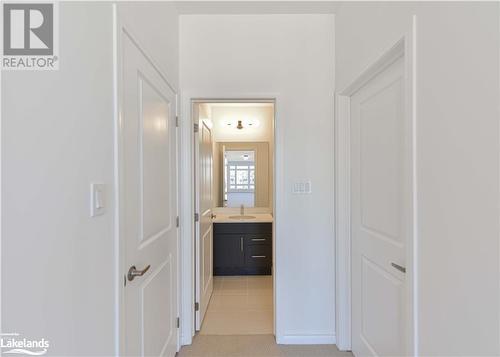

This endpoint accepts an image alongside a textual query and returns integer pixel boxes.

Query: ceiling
[175,1,340,15]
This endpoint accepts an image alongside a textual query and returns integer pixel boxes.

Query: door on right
[351,56,410,356]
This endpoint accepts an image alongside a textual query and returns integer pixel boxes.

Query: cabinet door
[214,234,244,275]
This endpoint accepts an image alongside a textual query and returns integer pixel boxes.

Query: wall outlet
[293,180,312,194]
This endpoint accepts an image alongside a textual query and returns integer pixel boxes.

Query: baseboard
[276,334,336,345]
[180,332,192,347]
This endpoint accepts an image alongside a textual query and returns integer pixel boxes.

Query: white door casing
[195,118,214,329]
[351,56,410,356]
[120,28,179,357]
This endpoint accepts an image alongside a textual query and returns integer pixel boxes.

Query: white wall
[336,2,500,355]
[2,3,115,355]
[210,105,274,142]
[1,2,179,355]
[117,2,179,89]
[180,14,335,343]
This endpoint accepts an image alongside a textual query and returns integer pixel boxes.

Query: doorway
[192,100,276,336]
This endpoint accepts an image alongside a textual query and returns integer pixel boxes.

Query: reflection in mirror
[224,150,255,207]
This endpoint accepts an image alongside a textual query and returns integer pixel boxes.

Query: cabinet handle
[240,237,243,252]
[252,238,266,242]
[252,255,266,258]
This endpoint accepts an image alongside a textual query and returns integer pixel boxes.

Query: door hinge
[193,123,199,133]
[176,317,180,328]
[194,213,199,222]
[176,216,180,228]
[175,116,179,127]
[195,302,199,311]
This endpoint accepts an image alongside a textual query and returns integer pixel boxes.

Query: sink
[228,215,256,220]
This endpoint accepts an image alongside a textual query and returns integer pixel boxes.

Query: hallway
[3,2,500,356]
[180,276,354,356]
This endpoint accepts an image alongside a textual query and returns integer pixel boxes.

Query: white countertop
[212,213,273,223]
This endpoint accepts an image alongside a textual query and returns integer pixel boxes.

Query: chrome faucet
[240,204,244,216]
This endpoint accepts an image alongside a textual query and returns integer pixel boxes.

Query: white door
[195,118,214,329]
[121,31,178,357]
[351,57,410,356]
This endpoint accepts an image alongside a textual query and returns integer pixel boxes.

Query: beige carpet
[178,335,353,357]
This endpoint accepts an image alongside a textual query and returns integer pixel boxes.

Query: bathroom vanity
[213,214,273,276]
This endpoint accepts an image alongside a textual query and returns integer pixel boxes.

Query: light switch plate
[90,183,106,217]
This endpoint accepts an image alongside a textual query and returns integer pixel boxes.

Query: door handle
[391,262,406,273]
[127,264,151,281]
[240,237,243,252]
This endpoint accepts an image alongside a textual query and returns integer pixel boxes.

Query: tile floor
[200,275,273,335]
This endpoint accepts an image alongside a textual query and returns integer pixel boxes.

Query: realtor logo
[2,2,58,70]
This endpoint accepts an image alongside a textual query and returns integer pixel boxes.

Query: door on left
[121,29,178,357]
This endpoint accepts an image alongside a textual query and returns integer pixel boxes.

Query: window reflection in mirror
[224,150,255,207]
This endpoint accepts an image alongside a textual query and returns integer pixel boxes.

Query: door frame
[334,22,418,354]
[179,94,281,345]
[113,6,181,355]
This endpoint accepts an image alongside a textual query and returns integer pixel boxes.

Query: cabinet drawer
[245,235,271,246]
[245,245,272,267]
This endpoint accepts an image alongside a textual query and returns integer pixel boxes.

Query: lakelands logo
[2,2,59,70]
[1,333,50,355]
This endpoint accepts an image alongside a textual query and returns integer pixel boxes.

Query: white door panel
[122,30,178,357]
[352,57,409,357]
[195,119,214,329]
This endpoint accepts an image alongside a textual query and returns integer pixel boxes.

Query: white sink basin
[228,215,256,220]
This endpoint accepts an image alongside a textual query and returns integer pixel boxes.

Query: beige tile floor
[200,276,273,335]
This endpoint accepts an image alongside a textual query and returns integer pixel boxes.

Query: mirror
[224,150,256,207]
[213,141,271,208]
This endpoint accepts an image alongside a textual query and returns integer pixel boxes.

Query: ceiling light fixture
[220,117,260,130]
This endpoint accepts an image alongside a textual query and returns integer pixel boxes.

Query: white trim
[334,28,417,354]
[277,334,336,345]
[334,94,351,351]
[180,93,282,345]
[111,4,120,356]
[113,6,125,355]
[193,105,200,330]
[409,15,419,356]
[179,93,194,345]
[498,7,500,356]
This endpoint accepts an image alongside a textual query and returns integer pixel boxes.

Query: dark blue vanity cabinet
[213,223,272,275]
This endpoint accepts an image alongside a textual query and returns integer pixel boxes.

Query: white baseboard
[180,333,193,346]
[276,334,336,345]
